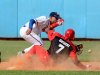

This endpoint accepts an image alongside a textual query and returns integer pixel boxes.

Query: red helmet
[65,29,75,40]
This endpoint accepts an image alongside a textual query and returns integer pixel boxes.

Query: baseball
[88,49,92,53]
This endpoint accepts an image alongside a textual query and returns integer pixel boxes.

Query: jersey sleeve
[69,47,76,61]
[47,30,56,41]
[69,50,76,59]
[29,19,35,30]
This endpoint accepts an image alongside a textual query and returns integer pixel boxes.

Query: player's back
[48,36,74,59]
[36,16,50,32]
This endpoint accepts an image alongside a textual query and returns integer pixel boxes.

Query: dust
[0,55,100,71]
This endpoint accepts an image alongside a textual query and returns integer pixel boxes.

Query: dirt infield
[0,56,100,71]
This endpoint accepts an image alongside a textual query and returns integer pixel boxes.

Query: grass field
[0,71,100,75]
[0,40,100,74]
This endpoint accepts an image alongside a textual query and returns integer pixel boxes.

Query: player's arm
[50,19,64,29]
[69,51,87,69]
[42,25,64,41]
[26,19,35,35]
[47,30,56,41]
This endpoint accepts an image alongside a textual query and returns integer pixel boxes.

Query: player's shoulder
[58,35,75,47]
[55,32,66,40]
[66,40,76,49]
[36,16,48,22]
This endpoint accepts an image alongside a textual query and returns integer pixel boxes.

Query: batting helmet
[65,29,75,40]
[49,12,61,20]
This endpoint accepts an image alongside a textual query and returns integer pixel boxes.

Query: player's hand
[76,44,83,55]
[56,19,64,25]
[26,28,32,35]
[50,19,64,29]
[86,64,92,70]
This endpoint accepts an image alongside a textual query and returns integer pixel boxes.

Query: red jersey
[47,30,76,60]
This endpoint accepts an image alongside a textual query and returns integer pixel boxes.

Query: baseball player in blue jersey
[18,12,64,55]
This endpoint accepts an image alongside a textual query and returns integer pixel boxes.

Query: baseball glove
[75,44,83,55]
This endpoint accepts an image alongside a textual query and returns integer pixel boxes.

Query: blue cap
[49,12,61,20]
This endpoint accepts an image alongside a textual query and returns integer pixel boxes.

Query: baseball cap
[49,12,61,20]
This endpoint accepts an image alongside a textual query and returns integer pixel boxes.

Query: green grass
[0,71,100,75]
[0,40,30,61]
[73,41,100,61]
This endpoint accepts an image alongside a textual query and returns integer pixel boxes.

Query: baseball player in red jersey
[46,28,88,69]
[26,27,90,70]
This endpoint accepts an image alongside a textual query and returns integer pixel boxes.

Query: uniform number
[56,44,64,54]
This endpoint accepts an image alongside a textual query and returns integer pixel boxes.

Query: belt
[23,25,26,27]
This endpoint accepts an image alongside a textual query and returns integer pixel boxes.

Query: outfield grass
[73,41,100,61]
[0,71,100,75]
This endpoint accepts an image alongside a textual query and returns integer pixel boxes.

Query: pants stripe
[29,34,43,46]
